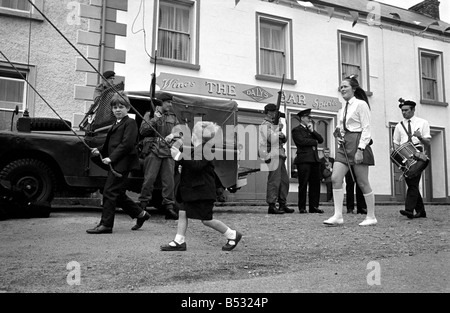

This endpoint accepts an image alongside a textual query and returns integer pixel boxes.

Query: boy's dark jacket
[99,115,140,173]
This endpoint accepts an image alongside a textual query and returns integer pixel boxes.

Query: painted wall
[0,0,89,125]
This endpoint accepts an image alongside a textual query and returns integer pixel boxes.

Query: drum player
[393,99,431,219]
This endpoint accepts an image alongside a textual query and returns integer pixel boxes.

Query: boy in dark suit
[87,92,150,234]
[292,109,324,214]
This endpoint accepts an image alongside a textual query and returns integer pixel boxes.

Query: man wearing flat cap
[258,103,292,215]
[138,92,179,220]
[393,98,431,219]
[292,108,324,214]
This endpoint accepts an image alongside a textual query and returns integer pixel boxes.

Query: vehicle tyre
[0,159,56,204]
[29,117,72,131]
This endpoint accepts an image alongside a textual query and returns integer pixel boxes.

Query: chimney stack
[409,0,440,20]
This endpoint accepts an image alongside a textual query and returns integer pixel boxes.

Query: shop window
[289,112,331,179]
[338,31,370,93]
[154,0,200,70]
[419,49,446,105]
[256,13,293,81]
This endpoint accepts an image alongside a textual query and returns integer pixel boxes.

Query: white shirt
[393,116,431,146]
[337,96,371,149]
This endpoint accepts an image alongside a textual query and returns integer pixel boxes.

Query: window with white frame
[257,14,292,79]
[338,31,370,92]
[419,49,445,104]
[156,0,198,67]
[0,68,27,111]
[0,0,30,11]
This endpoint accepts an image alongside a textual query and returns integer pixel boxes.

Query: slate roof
[308,0,450,35]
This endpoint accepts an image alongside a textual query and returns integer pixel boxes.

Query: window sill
[420,99,448,107]
[151,58,200,71]
[255,74,297,85]
[0,8,43,21]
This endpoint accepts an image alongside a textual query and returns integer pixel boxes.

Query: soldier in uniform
[258,103,292,215]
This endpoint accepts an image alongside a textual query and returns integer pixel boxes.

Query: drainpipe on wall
[98,0,107,84]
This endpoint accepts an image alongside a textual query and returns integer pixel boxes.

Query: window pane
[341,39,361,79]
[260,21,285,76]
[0,76,25,110]
[158,2,191,62]
[1,0,30,11]
[421,54,438,101]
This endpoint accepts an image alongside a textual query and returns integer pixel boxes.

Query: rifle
[273,74,285,126]
[149,51,157,114]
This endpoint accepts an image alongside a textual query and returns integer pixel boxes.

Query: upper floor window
[256,14,293,81]
[0,0,30,12]
[338,31,370,93]
[419,49,446,105]
[154,0,199,70]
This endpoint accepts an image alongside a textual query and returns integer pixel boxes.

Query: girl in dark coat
[160,121,242,251]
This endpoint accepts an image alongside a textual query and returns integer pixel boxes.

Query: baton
[334,128,355,182]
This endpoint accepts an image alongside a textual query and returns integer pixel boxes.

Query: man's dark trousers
[404,174,425,214]
[296,162,321,211]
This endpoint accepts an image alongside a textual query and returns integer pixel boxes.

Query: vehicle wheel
[29,117,72,131]
[0,159,56,203]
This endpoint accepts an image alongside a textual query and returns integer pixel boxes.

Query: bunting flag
[235,0,240,6]
[326,7,334,22]
[418,21,439,35]
[444,26,450,33]
[349,11,359,27]
[389,13,401,20]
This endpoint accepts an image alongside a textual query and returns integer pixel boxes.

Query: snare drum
[390,142,429,178]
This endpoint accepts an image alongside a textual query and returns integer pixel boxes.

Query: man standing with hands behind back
[292,109,324,214]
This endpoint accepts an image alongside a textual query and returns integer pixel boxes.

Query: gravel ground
[0,204,449,294]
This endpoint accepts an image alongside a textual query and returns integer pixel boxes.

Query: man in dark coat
[292,109,324,213]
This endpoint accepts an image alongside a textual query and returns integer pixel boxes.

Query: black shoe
[309,207,324,214]
[139,201,148,210]
[414,211,427,218]
[165,205,179,220]
[268,204,284,214]
[299,209,307,214]
[222,231,242,251]
[279,205,294,213]
[357,208,367,214]
[160,241,187,251]
[400,210,414,219]
[347,208,354,214]
[131,211,150,230]
[86,225,112,234]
